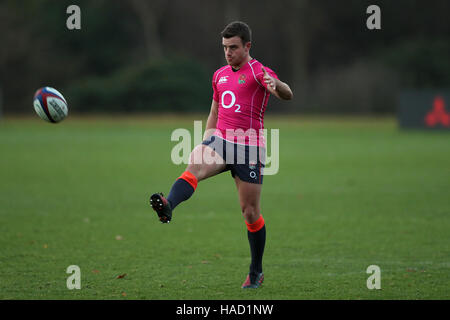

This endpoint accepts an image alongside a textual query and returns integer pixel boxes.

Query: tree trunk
[130,0,165,59]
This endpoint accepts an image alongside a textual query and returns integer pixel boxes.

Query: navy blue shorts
[201,135,265,184]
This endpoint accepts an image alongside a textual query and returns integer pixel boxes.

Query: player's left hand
[262,67,276,91]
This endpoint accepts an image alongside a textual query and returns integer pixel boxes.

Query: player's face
[222,36,251,67]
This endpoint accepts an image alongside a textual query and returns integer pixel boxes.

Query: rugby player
[150,21,293,289]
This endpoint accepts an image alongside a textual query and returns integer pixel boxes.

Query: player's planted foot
[241,272,264,289]
[149,193,172,223]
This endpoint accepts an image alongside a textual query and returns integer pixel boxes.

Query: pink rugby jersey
[212,59,278,147]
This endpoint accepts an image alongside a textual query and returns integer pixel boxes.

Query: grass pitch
[0,115,449,299]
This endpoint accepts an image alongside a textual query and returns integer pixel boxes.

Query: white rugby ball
[33,87,68,123]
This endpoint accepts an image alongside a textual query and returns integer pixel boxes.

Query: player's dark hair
[221,21,252,45]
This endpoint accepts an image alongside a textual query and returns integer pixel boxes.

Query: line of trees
[0,0,449,114]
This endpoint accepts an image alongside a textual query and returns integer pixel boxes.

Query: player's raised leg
[234,177,265,289]
[150,144,225,223]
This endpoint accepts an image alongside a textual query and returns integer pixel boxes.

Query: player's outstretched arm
[203,99,219,140]
[262,67,293,101]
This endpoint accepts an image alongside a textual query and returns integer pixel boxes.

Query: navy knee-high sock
[246,215,266,275]
[166,171,198,210]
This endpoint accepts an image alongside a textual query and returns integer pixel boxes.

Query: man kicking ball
[150,21,293,289]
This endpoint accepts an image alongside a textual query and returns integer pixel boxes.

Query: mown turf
[0,115,449,299]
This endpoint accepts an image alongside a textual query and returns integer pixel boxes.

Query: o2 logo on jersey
[221,90,241,113]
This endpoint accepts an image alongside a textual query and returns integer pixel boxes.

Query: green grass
[0,114,449,299]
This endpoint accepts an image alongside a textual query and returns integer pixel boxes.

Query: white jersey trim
[248,61,263,87]
[214,65,229,84]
